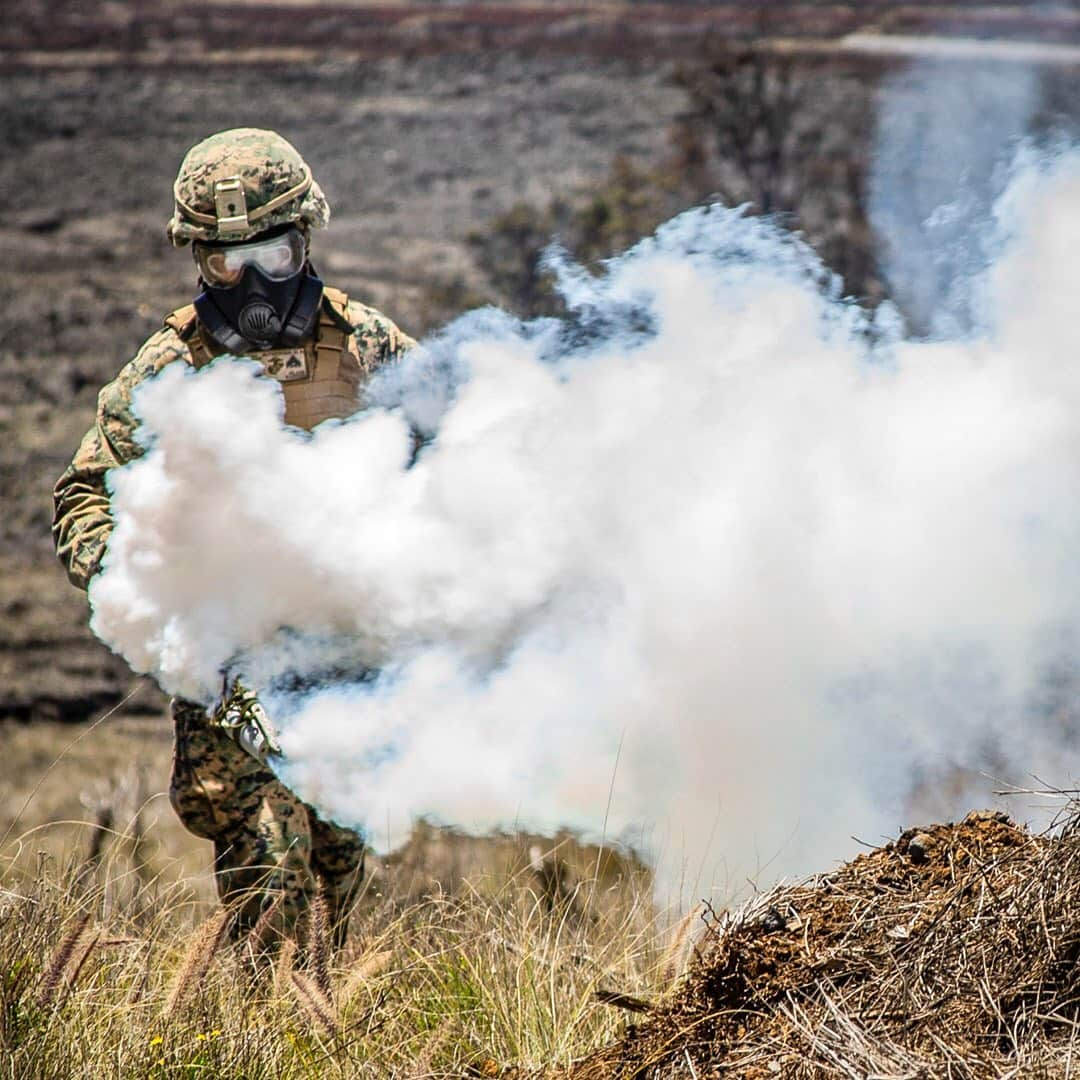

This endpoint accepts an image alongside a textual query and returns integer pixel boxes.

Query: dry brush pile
[576,808,1080,1078]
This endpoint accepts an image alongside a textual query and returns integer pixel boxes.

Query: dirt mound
[576,809,1080,1078]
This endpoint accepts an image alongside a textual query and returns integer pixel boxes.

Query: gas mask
[193,227,323,353]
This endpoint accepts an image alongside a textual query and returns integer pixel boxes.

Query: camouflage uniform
[52,295,413,590]
[52,129,416,946]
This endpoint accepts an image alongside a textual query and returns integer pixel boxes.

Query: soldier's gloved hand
[213,681,283,766]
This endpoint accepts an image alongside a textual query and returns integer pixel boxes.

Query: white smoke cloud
[90,148,1080,899]
[869,60,1039,337]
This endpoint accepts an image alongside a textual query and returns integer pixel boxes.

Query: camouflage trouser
[169,699,365,948]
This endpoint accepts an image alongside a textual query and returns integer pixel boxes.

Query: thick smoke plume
[869,60,1038,337]
[91,149,1080,898]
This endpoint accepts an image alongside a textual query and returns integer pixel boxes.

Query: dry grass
[307,881,333,999]
[289,969,340,1042]
[0,807,666,1079]
[33,908,92,1012]
[17,722,1080,1075]
[163,907,233,1019]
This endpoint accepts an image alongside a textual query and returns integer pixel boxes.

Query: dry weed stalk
[659,904,701,990]
[35,910,92,1010]
[273,936,297,1001]
[84,807,114,867]
[341,949,394,1002]
[54,928,102,1010]
[164,907,232,1018]
[307,881,332,999]
[289,969,339,1041]
[245,891,284,965]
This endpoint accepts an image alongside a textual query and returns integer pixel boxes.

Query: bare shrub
[672,42,882,304]
[463,41,884,323]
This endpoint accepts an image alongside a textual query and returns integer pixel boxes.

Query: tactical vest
[163,286,364,432]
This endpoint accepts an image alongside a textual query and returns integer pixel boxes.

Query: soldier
[53,128,415,950]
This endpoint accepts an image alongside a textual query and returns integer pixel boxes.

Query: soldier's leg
[169,698,315,937]
[308,812,366,949]
[211,767,315,938]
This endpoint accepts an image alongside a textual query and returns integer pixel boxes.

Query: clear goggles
[195,228,306,288]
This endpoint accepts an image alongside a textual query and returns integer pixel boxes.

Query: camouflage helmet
[167,128,330,247]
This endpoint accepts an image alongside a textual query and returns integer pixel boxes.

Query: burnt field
[0,42,687,727]
[4,0,1080,881]
[4,2,1080,728]
[8,1,1080,69]
[3,3,864,63]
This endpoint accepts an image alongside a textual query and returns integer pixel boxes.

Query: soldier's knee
[170,782,217,840]
[310,815,366,879]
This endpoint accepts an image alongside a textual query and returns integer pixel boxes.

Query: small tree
[459,30,887,320]
[673,41,883,303]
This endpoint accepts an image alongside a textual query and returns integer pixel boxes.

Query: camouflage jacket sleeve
[347,300,416,374]
[52,328,189,591]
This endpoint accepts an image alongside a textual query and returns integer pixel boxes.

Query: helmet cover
[167,128,330,247]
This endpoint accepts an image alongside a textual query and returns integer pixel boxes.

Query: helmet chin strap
[194,270,324,354]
